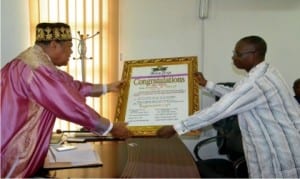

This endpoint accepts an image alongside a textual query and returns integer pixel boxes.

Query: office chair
[194,82,248,178]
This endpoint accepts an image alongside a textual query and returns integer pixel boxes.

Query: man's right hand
[194,72,207,87]
[110,122,133,139]
[156,126,177,138]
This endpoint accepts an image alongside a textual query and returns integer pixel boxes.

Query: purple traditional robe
[1,45,111,177]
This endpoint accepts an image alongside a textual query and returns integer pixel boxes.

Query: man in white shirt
[157,35,300,178]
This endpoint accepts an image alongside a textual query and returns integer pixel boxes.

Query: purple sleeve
[71,79,94,97]
[27,65,110,134]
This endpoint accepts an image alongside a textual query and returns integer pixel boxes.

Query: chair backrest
[213,115,244,161]
[213,82,244,161]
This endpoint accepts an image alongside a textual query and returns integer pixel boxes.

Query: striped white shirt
[174,62,300,178]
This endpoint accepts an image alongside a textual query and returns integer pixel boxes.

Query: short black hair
[240,35,267,58]
[293,78,300,88]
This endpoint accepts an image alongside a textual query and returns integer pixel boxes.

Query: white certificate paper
[125,64,189,126]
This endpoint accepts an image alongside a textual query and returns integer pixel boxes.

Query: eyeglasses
[232,50,256,58]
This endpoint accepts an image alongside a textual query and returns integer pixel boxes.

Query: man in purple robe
[1,22,132,177]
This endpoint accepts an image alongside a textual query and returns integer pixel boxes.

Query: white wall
[1,0,30,67]
[120,0,300,86]
[0,1,2,60]
[119,0,202,60]
[204,0,300,84]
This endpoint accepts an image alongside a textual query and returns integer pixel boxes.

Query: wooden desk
[43,136,200,178]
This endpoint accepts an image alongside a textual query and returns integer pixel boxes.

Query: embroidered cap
[35,22,72,42]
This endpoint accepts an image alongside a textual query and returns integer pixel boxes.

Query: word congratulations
[133,76,185,86]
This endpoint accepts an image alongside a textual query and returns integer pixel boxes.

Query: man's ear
[46,41,59,59]
[49,41,58,49]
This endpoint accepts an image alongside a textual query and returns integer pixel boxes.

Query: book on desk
[43,143,102,169]
[51,131,121,144]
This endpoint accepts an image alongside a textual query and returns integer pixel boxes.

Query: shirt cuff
[102,122,113,135]
[173,121,190,135]
[205,81,215,91]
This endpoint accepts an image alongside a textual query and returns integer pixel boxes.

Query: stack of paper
[44,143,102,169]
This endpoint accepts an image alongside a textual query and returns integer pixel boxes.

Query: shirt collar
[33,44,53,64]
[247,61,269,78]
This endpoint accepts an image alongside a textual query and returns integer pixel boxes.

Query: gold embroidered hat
[35,22,72,42]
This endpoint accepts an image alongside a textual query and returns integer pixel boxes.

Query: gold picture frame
[115,56,199,136]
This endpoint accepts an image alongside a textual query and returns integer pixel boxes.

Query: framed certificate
[115,56,199,136]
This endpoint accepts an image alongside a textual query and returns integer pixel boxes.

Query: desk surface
[43,136,200,178]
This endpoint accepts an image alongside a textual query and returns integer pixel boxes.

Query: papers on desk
[44,143,102,169]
